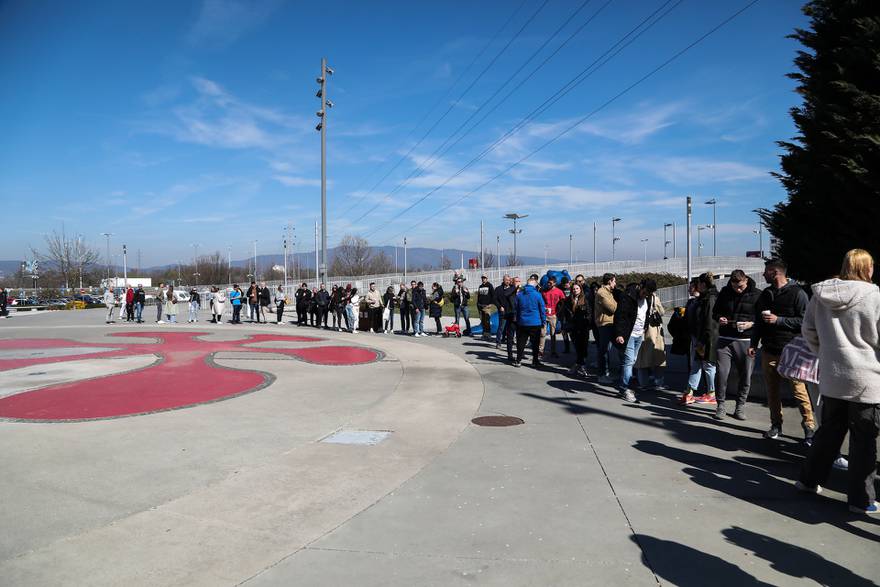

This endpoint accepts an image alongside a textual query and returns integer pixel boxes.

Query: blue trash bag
[539,269,572,289]
[470,311,500,335]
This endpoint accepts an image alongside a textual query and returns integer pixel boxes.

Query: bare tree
[368,251,394,275]
[330,235,374,276]
[505,251,520,267]
[482,249,496,269]
[33,228,100,290]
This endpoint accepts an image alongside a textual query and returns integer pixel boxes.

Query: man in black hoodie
[494,275,518,358]
[713,270,761,420]
[749,260,814,443]
[315,283,331,328]
[476,275,495,339]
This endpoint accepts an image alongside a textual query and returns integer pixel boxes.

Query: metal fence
[266,256,765,299]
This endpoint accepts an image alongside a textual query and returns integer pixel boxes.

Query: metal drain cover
[320,429,392,445]
[471,416,524,427]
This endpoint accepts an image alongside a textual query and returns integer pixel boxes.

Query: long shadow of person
[635,440,879,543]
[632,534,775,586]
[721,526,878,586]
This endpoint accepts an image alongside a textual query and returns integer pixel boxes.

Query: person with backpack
[680,273,720,406]
[749,259,815,443]
[513,275,546,368]
[476,275,495,340]
[797,249,880,515]
[451,278,471,334]
[712,270,761,420]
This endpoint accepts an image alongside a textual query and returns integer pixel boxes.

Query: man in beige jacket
[594,273,618,384]
[365,282,383,333]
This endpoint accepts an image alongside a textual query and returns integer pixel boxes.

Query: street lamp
[101,232,113,286]
[751,209,764,258]
[191,243,201,287]
[663,223,676,259]
[611,217,622,261]
[504,213,527,266]
[697,224,712,257]
[705,198,717,256]
[316,58,334,284]
[640,238,649,265]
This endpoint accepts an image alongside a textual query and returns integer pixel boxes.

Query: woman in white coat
[798,249,880,515]
[211,287,226,324]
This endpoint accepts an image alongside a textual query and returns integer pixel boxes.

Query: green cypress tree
[764,0,880,282]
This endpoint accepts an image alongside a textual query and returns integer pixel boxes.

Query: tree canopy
[764,0,880,282]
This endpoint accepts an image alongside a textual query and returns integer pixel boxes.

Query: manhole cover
[471,416,524,427]
[319,429,392,445]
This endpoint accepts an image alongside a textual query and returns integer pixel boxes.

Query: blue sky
[0,0,807,267]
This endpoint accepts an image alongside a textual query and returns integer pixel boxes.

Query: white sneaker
[832,456,849,471]
[157,320,165,324]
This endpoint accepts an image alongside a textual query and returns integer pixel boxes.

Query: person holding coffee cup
[749,259,815,443]
[713,269,761,420]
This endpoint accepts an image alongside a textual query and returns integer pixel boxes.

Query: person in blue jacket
[514,275,547,368]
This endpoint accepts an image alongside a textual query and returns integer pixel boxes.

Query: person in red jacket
[125,286,135,322]
[540,277,566,359]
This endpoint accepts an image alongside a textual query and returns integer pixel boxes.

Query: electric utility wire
[351,0,605,226]
[335,0,531,220]
[381,0,763,243]
[362,0,681,239]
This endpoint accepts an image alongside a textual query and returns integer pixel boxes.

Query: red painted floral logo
[0,332,381,422]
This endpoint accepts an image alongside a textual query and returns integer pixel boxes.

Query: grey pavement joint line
[574,414,662,586]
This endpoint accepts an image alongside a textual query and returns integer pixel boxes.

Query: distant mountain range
[0,247,564,279]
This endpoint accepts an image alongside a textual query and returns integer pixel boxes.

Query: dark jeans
[501,316,516,358]
[317,307,328,327]
[232,304,242,323]
[715,338,754,404]
[400,306,411,332]
[516,325,543,364]
[370,307,383,331]
[597,324,615,377]
[276,301,285,323]
[125,303,134,321]
[572,326,588,365]
[800,396,879,508]
[454,304,471,332]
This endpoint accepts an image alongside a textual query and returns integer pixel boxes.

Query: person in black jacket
[613,282,652,402]
[494,275,518,355]
[294,283,311,326]
[680,273,720,406]
[451,278,471,334]
[563,282,592,376]
[476,275,495,339]
[315,283,330,328]
[712,270,761,420]
[258,282,271,324]
[133,284,146,323]
[412,281,427,336]
[0,287,7,318]
[749,259,815,442]
[382,286,397,333]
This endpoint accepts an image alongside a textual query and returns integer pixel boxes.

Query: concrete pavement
[0,308,877,586]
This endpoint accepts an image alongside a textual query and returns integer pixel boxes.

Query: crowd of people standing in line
[94,251,878,515]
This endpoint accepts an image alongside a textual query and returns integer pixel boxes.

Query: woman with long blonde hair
[798,249,880,515]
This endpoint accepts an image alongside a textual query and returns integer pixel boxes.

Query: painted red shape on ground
[0,332,381,422]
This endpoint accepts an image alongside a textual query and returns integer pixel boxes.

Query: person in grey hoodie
[798,249,880,515]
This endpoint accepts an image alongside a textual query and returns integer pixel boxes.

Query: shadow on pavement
[721,525,879,586]
[634,534,775,587]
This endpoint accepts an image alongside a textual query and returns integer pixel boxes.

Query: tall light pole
[314,221,319,287]
[686,197,693,283]
[663,223,673,260]
[283,224,292,291]
[611,217,622,261]
[698,225,711,257]
[252,240,258,281]
[76,234,84,290]
[101,232,113,286]
[751,209,764,258]
[480,220,484,270]
[496,235,500,272]
[504,213,527,267]
[191,243,200,287]
[569,234,573,268]
[593,221,597,266]
[122,244,128,287]
[403,236,408,279]
[705,198,717,256]
[641,238,648,265]
[316,58,333,284]
[227,246,232,285]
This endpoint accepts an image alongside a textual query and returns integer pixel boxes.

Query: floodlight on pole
[663,223,674,260]
[504,213,528,266]
[101,232,113,284]
[611,217,622,261]
[705,198,717,256]
[751,209,764,258]
[640,238,648,265]
[315,57,333,284]
[697,224,712,257]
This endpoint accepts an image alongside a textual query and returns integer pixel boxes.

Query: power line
[363,0,683,239]
[380,0,763,243]
[334,0,531,221]
[350,0,604,227]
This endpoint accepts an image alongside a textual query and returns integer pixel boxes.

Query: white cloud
[273,175,321,188]
[187,0,283,48]
[636,157,769,185]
